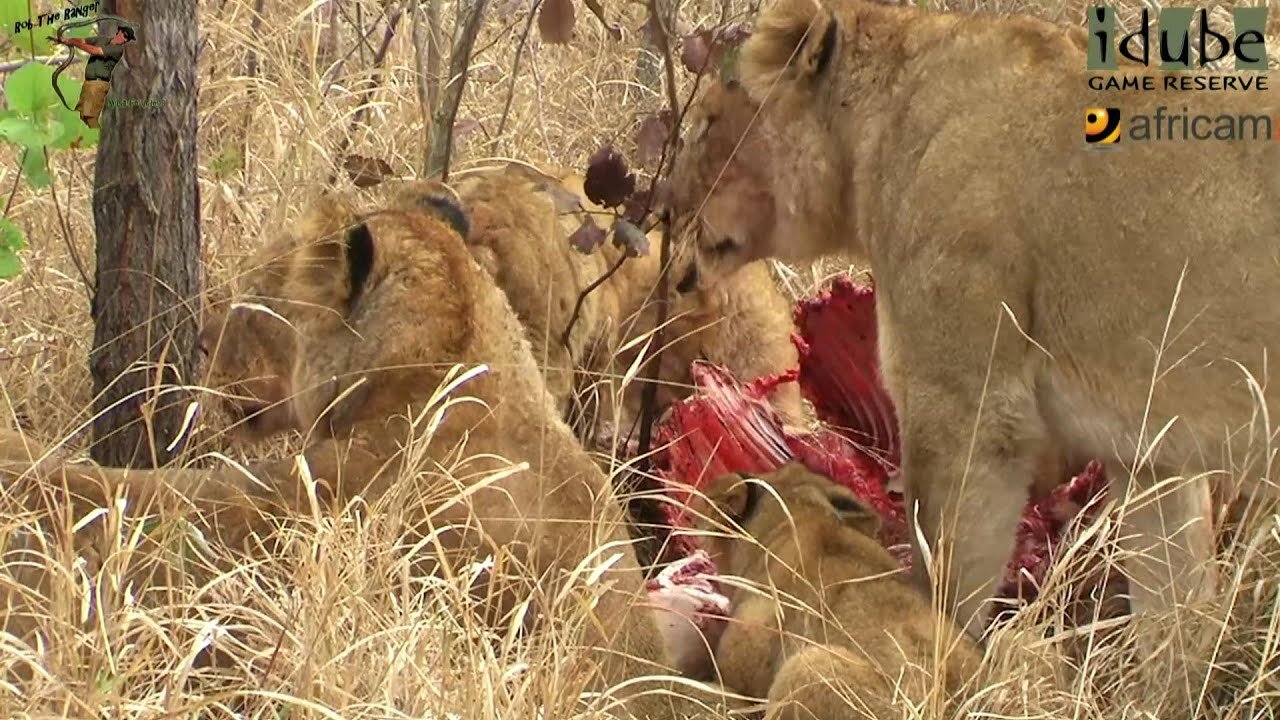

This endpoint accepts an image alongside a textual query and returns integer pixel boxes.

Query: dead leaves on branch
[584,145,636,209]
[612,218,649,257]
[635,110,674,169]
[537,0,620,44]
[567,145,652,259]
[538,0,576,43]
[343,154,396,188]
[569,215,608,254]
[680,23,752,75]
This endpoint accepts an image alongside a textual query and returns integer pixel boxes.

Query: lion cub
[690,462,982,719]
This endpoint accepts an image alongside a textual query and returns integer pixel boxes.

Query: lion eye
[712,238,736,255]
[829,495,863,514]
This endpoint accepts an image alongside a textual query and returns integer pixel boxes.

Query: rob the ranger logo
[1086,5,1268,71]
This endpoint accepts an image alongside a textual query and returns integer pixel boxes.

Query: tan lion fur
[1,189,742,718]
[666,0,1280,698]
[689,462,982,719]
[444,162,807,440]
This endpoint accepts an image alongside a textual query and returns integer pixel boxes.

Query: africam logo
[1086,5,1268,72]
[1085,105,1280,147]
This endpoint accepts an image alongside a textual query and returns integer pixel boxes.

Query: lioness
[5,186,737,718]
[690,462,982,719]
[667,0,1280,695]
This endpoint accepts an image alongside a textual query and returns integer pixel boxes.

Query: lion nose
[675,264,698,294]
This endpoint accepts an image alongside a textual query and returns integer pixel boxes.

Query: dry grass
[0,0,1278,717]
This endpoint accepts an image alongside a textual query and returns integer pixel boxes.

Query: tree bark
[426,0,487,180]
[89,0,203,468]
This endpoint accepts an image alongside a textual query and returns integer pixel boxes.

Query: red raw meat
[793,276,901,473]
[646,274,1112,624]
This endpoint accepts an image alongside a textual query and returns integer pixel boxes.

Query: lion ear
[740,0,840,97]
[290,197,375,312]
[700,472,762,528]
[389,180,471,240]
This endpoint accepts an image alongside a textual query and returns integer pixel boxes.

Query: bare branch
[491,0,543,153]
[242,0,266,78]
[427,0,489,181]
[0,56,61,73]
[634,0,683,462]
[327,6,406,184]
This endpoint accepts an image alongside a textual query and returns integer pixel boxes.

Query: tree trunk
[89,0,203,468]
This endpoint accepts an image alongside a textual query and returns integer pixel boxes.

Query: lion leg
[883,259,1046,640]
[1111,466,1217,708]
[713,594,785,698]
[764,644,893,720]
[7,435,389,550]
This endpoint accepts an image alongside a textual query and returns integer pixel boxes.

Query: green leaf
[0,115,53,147]
[0,0,27,34]
[0,216,26,281]
[5,61,58,115]
[64,24,96,40]
[48,102,88,148]
[21,148,50,189]
[7,30,55,58]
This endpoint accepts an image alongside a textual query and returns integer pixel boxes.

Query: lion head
[198,195,363,439]
[667,0,859,296]
[689,461,883,582]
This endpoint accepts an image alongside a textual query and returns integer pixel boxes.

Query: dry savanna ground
[0,0,1279,717]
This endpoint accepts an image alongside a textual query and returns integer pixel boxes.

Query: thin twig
[46,150,94,301]
[490,0,543,153]
[242,0,266,78]
[3,161,23,217]
[561,249,627,353]
[0,56,62,73]
[322,2,395,95]
[343,0,376,62]
[634,0,686,462]
[327,7,406,185]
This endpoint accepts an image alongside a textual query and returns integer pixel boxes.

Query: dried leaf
[622,177,668,226]
[680,24,752,75]
[680,30,712,73]
[569,215,607,254]
[343,154,394,188]
[635,110,674,169]
[612,218,650,258]
[584,145,636,209]
[538,0,576,44]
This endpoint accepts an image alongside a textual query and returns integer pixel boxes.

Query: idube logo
[1086,5,1267,72]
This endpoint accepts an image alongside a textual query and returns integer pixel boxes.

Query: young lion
[5,187,737,718]
[446,162,807,440]
[667,0,1280,698]
[690,462,982,719]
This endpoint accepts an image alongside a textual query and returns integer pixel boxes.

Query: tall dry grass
[0,0,1278,717]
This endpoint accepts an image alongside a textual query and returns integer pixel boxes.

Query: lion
[688,461,983,719]
[3,186,743,718]
[444,162,807,443]
[666,0,1280,700]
